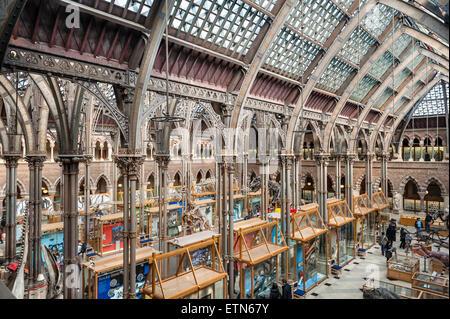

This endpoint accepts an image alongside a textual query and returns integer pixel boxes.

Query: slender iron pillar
[365,153,374,200]
[61,156,82,299]
[344,154,355,212]
[4,155,20,264]
[227,159,235,298]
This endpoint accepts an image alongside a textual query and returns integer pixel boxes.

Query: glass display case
[353,194,377,251]
[142,238,226,299]
[387,254,420,283]
[372,191,391,233]
[327,198,356,267]
[247,191,261,217]
[81,246,159,299]
[91,213,125,256]
[363,278,447,299]
[233,218,288,299]
[289,203,328,292]
[144,203,184,239]
[412,272,449,297]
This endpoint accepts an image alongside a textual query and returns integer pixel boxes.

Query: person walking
[425,212,433,231]
[281,279,292,299]
[399,228,407,249]
[414,218,423,234]
[386,221,396,244]
[385,241,394,263]
[269,282,281,299]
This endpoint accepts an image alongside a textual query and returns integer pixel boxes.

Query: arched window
[96,177,108,194]
[196,171,203,184]
[206,170,211,180]
[403,180,420,212]
[423,138,432,161]
[359,177,366,195]
[402,139,410,161]
[435,137,443,161]
[174,173,181,187]
[302,176,315,204]
[412,138,420,161]
[424,182,443,213]
[327,175,335,198]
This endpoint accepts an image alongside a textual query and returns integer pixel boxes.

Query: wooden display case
[144,203,184,239]
[353,194,377,252]
[363,278,447,299]
[387,254,420,283]
[233,218,288,299]
[327,198,356,268]
[81,246,159,299]
[142,238,226,299]
[288,203,329,293]
[167,230,220,252]
[412,272,449,297]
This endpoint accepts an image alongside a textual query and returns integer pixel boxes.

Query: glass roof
[265,26,321,80]
[413,81,449,117]
[317,57,355,93]
[360,3,396,38]
[350,75,378,102]
[338,27,377,65]
[169,0,270,58]
[287,0,346,46]
[104,0,154,17]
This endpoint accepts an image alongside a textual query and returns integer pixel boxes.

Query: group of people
[269,279,292,299]
[380,212,435,260]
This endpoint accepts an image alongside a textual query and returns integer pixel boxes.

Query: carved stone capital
[113,153,145,177]
[3,154,21,168]
[25,155,46,169]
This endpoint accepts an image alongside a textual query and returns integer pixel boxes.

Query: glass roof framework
[413,81,449,117]
[169,0,270,58]
[350,75,378,102]
[339,27,377,66]
[287,0,347,47]
[317,57,355,93]
[265,27,321,80]
[103,0,154,17]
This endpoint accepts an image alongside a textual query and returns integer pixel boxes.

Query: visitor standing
[399,228,407,249]
[270,282,281,299]
[414,218,423,233]
[425,212,433,231]
[281,279,292,299]
[386,221,396,244]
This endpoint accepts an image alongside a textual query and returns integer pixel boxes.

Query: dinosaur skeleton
[182,205,211,233]
[249,176,281,208]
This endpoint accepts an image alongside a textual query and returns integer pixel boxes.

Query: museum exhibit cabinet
[167,230,220,253]
[289,203,329,293]
[91,213,125,256]
[247,190,261,216]
[327,198,356,268]
[372,191,390,233]
[81,246,159,299]
[142,238,226,299]
[353,194,377,253]
[363,278,447,299]
[192,198,216,229]
[233,218,288,299]
[144,203,184,239]
[411,272,449,297]
[387,254,420,283]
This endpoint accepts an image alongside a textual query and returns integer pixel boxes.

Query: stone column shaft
[4,155,20,264]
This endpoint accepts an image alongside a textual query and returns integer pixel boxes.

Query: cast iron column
[60,155,82,299]
[4,154,20,264]
[365,152,374,200]
[335,154,342,199]
[84,156,92,247]
[226,157,235,298]
[344,154,355,212]
[26,155,46,282]
[381,152,388,196]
